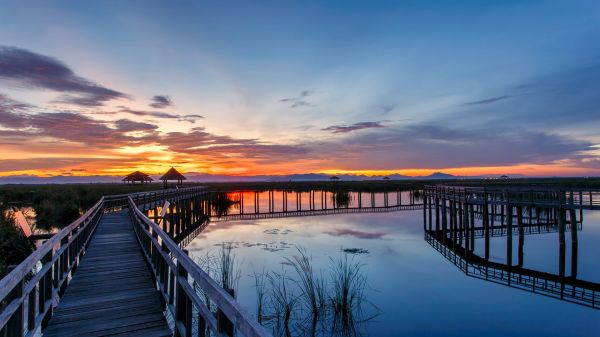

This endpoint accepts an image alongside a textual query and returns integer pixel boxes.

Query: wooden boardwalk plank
[43,210,172,337]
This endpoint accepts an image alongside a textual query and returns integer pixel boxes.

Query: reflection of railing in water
[447,222,582,238]
[136,188,424,225]
[210,189,423,221]
[211,204,422,221]
[423,184,600,309]
[425,232,600,309]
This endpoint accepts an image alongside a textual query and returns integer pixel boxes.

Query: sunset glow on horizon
[2,1,600,179]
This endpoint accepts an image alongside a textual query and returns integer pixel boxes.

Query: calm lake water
[187,194,600,336]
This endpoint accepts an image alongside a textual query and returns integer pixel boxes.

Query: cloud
[280,90,315,108]
[324,228,387,239]
[160,127,308,161]
[117,106,203,123]
[149,95,173,109]
[0,46,128,106]
[322,121,385,133]
[461,95,511,106]
[0,97,307,166]
[318,124,593,169]
[0,94,30,128]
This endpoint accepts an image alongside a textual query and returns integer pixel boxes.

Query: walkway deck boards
[43,210,172,337]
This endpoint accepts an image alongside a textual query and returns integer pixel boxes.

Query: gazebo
[160,167,186,188]
[122,171,153,184]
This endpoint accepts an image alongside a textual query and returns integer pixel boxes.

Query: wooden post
[217,289,235,336]
[506,203,513,271]
[423,194,427,231]
[435,198,440,232]
[175,261,192,337]
[428,196,433,231]
[483,195,490,260]
[570,208,578,278]
[442,200,448,239]
[517,206,524,268]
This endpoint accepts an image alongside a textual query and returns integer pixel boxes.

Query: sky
[1,0,600,178]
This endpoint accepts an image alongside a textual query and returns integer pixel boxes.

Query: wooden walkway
[43,210,172,337]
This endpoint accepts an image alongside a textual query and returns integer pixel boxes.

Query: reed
[219,242,240,292]
[267,271,298,336]
[329,255,367,330]
[252,268,268,324]
[284,247,326,319]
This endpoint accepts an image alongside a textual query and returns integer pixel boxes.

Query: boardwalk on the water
[43,210,171,337]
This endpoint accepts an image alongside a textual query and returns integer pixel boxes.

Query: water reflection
[187,207,600,336]
[422,192,600,309]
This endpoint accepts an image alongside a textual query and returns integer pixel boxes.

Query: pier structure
[0,187,269,337]
[423,185,600,309]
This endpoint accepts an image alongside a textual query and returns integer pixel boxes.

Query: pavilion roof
[160,167,187,181]
[122,171,153,182]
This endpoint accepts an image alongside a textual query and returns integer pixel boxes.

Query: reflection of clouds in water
[342,247,370,254]
[262,241,293,252]
[263,228,293,235]
[324,228,387,239]
[209,240,294,252]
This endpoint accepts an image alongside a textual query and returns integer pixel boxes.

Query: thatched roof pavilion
[160,167,186,188]
[122,171,153,184]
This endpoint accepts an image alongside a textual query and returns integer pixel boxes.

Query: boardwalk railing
[128,196,271,337]
[0,198,105,337]
[211,204,422,221]
[424,185,600,209]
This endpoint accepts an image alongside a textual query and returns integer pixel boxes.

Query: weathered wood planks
[43,210,172,337]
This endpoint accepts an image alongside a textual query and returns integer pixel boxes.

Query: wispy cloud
[149,95,173,109]
[0,46,128,106]
[117,106,203,123]
[322,121,385,134]
[461,95,511,106]
[280,90,315,108]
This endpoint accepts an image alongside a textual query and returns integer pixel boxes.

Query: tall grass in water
[219,242,240,292]
[252,269,268,324]
[285,247,326,320]
[267,271,298,337]
[329,255,369,336]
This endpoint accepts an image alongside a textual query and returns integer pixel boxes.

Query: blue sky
[0,0,599,176]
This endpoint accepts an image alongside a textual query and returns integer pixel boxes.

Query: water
[187,194,600,336]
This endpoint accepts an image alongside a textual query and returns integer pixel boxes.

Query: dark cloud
[461,95,511,106]
[118,106,203,123]
[324,228,387,239]
[280,90,315,108]
[0,100,306,163]
[114,119,158,133]
[321,124,593,169]
[0,46,128,106]
[160,127,308,161]
[0,94,30,128]
[322,121,385,133]
[149,95,173,109]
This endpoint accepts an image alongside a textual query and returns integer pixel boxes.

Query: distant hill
[0,172,435,184]
[0,172,537,184]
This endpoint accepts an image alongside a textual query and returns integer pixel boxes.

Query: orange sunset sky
[1,2,600,179]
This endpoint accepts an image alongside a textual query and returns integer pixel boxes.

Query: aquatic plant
[219,242,240,292]
[332,191,352,208]
[284,247,326,319]
[267,271,298,337]
[329,255,368,333]
[252,269,268,323]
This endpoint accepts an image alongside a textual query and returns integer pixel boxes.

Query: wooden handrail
[128,196,271,337]
[0,197,105,337]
